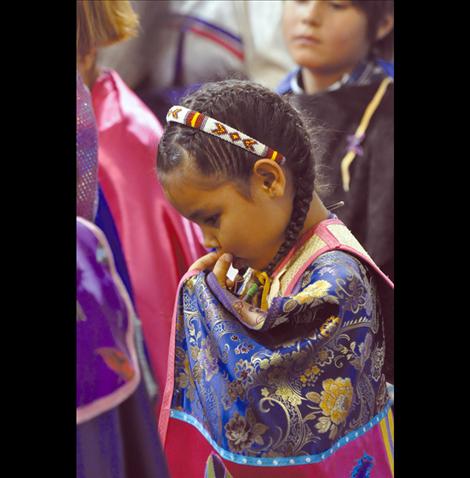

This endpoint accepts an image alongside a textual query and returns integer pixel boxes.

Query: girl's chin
[232,256,248,270]
[233,257,271,273]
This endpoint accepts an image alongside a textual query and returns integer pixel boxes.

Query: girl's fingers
[212,253,233,287]
[189,251,221,272]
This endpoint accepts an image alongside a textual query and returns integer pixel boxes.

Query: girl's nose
[202,230,219,250]
[302,0,323,26]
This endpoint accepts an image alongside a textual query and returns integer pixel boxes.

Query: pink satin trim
[279,218,394,295]
[158,269,202,445]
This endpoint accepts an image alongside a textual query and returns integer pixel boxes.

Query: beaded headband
[166,105,286,165]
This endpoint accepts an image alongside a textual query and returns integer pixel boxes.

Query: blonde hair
[77,0,139,59]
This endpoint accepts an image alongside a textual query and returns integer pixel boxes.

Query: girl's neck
[300,191,329,235]
[301,66,351,95]
[269,193,329,276]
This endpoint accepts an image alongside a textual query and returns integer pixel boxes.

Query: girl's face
[162,161,294,272]
[283,0,370,75]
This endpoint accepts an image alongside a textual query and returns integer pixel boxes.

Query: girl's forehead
[162,164,223,192]
[162,168,240,211]
[161,155,257,209]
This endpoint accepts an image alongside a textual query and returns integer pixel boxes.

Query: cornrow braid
[157,79,316,277]
[264,112,315,276]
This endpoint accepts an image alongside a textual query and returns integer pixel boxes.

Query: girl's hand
[189,251,221,272]
[189,252,233,288]
[212,253,233,288]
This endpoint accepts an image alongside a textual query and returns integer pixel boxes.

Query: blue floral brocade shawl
[160,219,393,469]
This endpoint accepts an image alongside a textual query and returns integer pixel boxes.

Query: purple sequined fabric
[76,71,98,221]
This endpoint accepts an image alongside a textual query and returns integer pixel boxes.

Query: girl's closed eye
[204,214,220,227]
[329,1,351,10]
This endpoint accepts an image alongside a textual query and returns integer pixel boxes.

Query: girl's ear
[375,13,394,42]
[252,159,287,198]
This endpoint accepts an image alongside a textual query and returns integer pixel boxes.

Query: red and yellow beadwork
[166,105,286,165]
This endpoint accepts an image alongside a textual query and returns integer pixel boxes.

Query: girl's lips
[292,35,321,45]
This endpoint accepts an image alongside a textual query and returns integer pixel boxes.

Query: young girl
[157,80,393,477]
[278,0,394,95]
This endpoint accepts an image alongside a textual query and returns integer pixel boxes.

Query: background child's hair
[353,0,394,60]
[157,79,317,276]
[77,0,139,60]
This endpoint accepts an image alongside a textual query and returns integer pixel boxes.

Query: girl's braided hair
[157,79,316,277]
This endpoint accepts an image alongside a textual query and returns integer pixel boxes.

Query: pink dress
[91,69,205,415]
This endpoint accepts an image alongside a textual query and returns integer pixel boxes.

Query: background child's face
[162,163,293,272]
[283,0,370,74]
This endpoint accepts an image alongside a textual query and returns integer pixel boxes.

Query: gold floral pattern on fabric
[198,338,219,381]
[281,282,339,317]
[225,409,269,453]
[375,374,389,411]
[315,347,334,366]
[300,364,321,386]
[319,378,353,425]
[234,342,254,355]
[275,384,303,406]
[302,377,354,440]
[174,352,197,402]
[293,280,332,304]
[319,315,341,338]
[235,359,256,387]
[371,343,385,382]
